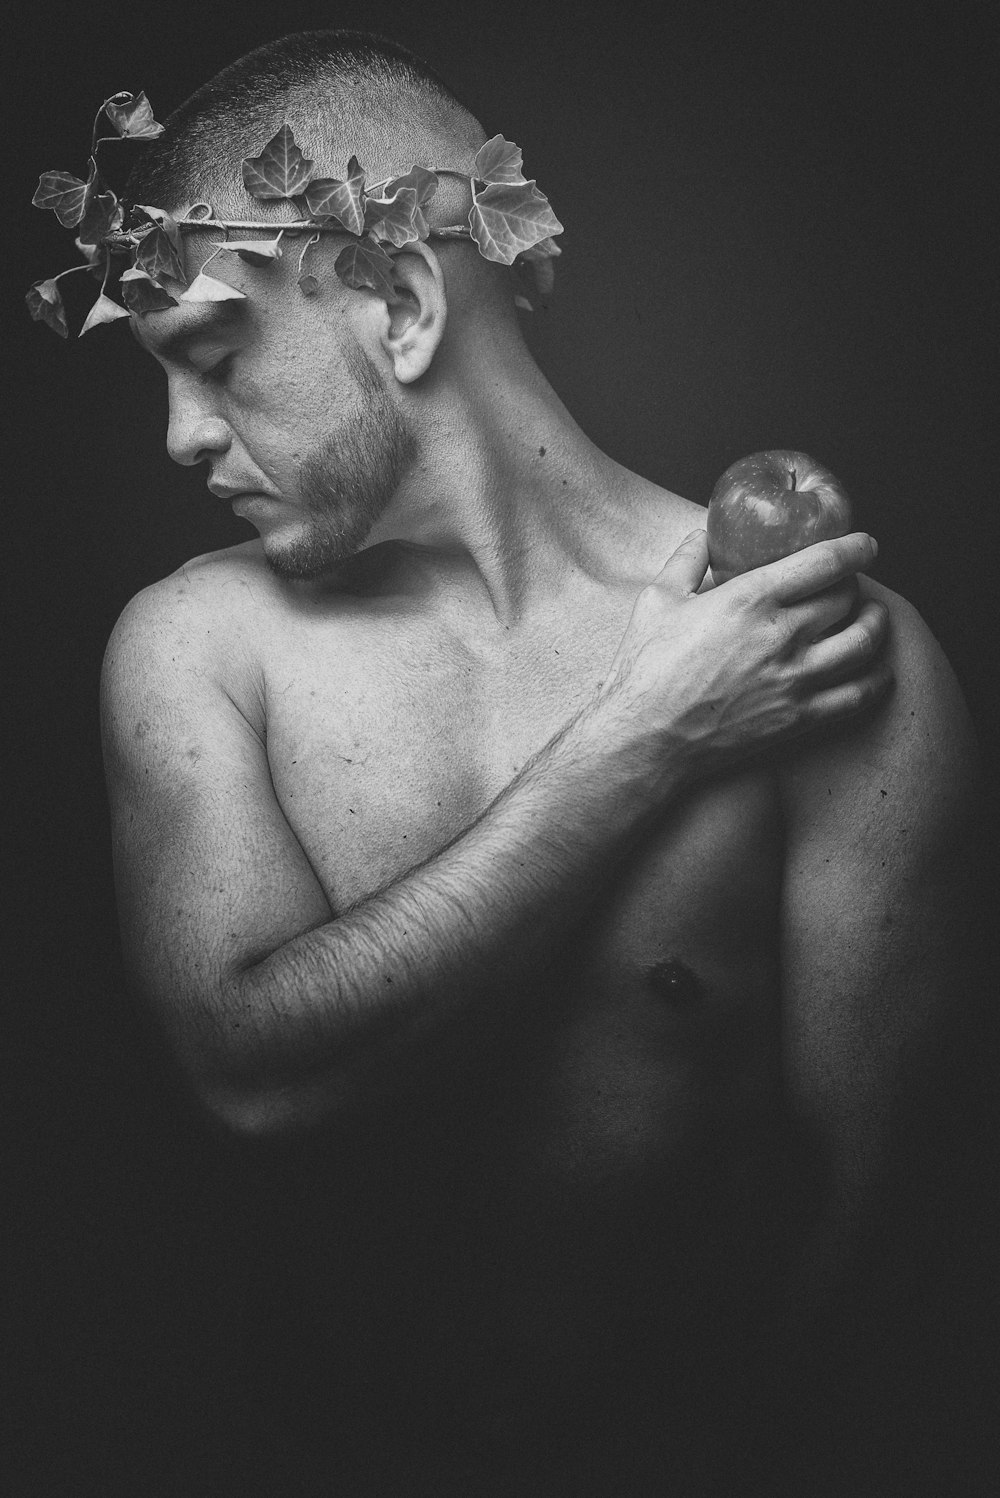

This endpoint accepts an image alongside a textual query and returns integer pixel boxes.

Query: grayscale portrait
[9,5,996,1493]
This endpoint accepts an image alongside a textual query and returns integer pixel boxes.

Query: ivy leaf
[180,273,247,303]
[80,293,130,336]
[304,159,367,235]
[218,236,284,267]
[120,267,178,314]
[135,226,186,286]
[75,238,109,281]
[470,181,564,265]
[135,205,183,255]
[77,188,122,247]
[25,279,69,338]
[32,168,93,228]
[518,235,562,261]
[104,92,164,140]
[363,167,439,245]
[474,136,527,186]
[334,238,396,300]
[518,234,561,297]
[364,187,424,247]
[380,166,439,209]
[298,274,320,297]
[242,125,315,200]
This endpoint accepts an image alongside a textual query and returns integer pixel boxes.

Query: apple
[706,449,853,584]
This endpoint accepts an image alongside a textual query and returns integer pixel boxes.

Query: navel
[645,958,704,1004]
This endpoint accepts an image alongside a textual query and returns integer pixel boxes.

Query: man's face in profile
[132,249,418,581]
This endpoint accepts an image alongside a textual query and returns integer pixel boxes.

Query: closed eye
[194,352,235,384]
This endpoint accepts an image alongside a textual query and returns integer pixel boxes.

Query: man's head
[126,30,488,229]
[124,30,528,581]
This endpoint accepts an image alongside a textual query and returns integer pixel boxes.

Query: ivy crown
[28,92,564,338]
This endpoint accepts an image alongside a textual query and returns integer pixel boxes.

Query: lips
[207,480,270,501]
[229,493,276,517]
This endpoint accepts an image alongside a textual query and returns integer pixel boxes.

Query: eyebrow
[131,302,246,361]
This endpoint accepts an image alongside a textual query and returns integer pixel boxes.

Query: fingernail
[868,535,879,558]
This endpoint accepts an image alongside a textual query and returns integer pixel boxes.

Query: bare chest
[264,613,615,902]
[251,607,784,1167]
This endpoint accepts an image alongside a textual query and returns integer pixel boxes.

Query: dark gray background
[7,1,997,1491]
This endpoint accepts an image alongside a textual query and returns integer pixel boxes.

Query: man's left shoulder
[779,577,981,855]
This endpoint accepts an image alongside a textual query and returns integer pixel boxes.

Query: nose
[165,383,233,468]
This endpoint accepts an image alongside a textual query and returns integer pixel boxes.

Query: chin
[260,515,374,581]
[262,538,350,582]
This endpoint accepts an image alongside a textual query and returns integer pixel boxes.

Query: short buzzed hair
[127,30,488,220]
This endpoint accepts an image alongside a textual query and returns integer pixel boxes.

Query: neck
[356,332,645,626]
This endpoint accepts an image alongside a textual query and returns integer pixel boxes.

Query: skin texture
[103,196,979,1489]
[272,338,416,578]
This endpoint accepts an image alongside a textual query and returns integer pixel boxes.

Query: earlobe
[379,242,447,385]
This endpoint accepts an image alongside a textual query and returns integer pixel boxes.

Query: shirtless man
[95,29,978,1495]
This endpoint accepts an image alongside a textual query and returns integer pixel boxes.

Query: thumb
[652,528,709,596]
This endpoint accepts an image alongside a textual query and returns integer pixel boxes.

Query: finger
[757,533,879,605]
[784,576,860,640]
[798,655,895,730]
[801,598,891,684]
[651,529,709,596]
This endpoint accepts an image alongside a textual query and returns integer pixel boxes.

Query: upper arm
[100,574,333,1094]
[778,580,982,1197]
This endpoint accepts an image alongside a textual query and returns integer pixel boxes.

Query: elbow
[173,1005,352,1140]
[196,1072,359,1141]
[201,1084,300,1140]
[171,993,375,1139]
[166,1031,300,1141]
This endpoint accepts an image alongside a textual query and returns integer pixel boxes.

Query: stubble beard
[263,343,418,582]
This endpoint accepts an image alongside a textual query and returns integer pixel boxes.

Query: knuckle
[798,691,822,727]
[722,578,755,617]
[633,584,662,620]
[815,548,842,586]
[775,609,799,650]
[853,619,874,656]
[841,680,866,712]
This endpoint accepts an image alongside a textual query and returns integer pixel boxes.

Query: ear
[377,241,448,385]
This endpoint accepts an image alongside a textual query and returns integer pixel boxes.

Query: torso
[262,593,787,1184]
[207,536,796,1210]
[169,532,820,1481]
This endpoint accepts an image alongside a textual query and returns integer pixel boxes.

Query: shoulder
[101,540,274,749]
[780,577,981,860]
[103,540,273,683]
[105,539,269,654]
[599,469,708,585]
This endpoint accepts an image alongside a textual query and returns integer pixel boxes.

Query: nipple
[646,959,703,1003]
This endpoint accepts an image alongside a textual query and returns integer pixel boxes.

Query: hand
[600,529,891,779]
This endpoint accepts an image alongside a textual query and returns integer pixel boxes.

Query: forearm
[214,690,682,1129]
[148,530,889,1131]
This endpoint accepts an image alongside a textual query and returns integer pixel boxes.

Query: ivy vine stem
[297,232,320,275]
[52,263,95,283]
[31,105,562,336]
[115,218,475,241]
[91,95,128,154]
